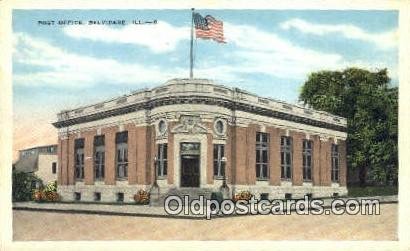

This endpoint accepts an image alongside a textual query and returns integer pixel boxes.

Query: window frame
[280,136,292,180]
[94,135,105,180]
[115,132,128,180]
[256,132,269,180]
[302,139,313,181]
[213,144,226,179]
[331,144,340,182]
[157,143,168,178]
[51,162,57,174]
[74,139,85,180]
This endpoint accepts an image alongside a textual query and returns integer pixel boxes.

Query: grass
[348,185,398,197]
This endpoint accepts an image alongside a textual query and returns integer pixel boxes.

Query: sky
[12,9,398,160]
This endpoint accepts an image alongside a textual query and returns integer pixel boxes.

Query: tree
[12,170,43,201]
[299,68,398,186]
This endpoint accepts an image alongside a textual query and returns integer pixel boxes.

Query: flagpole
[189,8,194,79]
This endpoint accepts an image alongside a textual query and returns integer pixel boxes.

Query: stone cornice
[53,95,347,132]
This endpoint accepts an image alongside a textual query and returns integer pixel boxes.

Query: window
[158,120,167,135]
[94,192,101,201]
[116,192,124,202]
[256,132,269,180]
[51,162,57,174]
[281,136,292,179]
[74,139,85,180]
[157,144,168,177]
[94,135,105,180]
[331,144,340,182]
[302,140,313,181]
[214,119,225,135]
[213,144,225,178]
[74,192,81,201]
[260,193,269,200]
[116,132,128,179]
[285,193,292,199]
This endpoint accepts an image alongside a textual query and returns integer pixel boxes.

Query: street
[13,203,397,241]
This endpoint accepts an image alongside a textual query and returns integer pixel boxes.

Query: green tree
[299,68,398,186]
[12,170,43,201]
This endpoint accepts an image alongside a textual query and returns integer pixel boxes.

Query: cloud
[64,21,189,53]
[280,18,397,50]
[218,23,344,80]
[13,32,186,88]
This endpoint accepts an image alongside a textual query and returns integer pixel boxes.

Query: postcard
[1,1,409,250]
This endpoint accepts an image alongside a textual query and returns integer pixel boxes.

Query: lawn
[348,185,398,197]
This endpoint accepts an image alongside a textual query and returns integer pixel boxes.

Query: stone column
[126,124,137,185]
[103,126,116,185]
[339,139,347,186]
[291,131,303,186]
[136,126,148,185]
[84,130,95,185]
[268,127,280,186]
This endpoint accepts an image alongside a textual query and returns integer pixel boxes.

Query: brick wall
[312,135,321,186]
[83,130,95,185]
[339,139,347,186]
[291,131,304,186]
[267,127,280,185]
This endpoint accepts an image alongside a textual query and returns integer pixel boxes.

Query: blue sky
[12,9,398,134]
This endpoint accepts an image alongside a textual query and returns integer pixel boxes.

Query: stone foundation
[58,182,347,203]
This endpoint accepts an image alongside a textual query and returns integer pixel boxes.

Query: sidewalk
[13,195,398,219]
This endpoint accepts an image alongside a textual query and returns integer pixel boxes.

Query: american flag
[193,13,226,43]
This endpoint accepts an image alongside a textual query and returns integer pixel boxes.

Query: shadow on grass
[348,185,398,197]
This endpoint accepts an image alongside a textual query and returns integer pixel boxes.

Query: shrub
[12,170,42,202]
[32,181,60,203]
[233,190,253,202]
[134,189,150,204]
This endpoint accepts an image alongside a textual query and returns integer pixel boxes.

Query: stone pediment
[171,115,208,134]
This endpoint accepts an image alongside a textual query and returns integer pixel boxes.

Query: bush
[233,190,253,202]
[134,189,150,204]
[12,170,42,202]
[32,181,60,203]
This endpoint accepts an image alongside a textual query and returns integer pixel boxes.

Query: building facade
[53,79,348,203]
[14,144,58,186]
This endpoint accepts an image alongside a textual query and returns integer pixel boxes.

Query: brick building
[53,79,348,203]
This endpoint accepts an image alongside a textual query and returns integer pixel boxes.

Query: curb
[13,195,398,220]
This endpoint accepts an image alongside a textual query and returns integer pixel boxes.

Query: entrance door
[181,155,200,187]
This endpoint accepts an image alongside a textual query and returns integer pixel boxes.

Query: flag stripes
[193,13,226,43]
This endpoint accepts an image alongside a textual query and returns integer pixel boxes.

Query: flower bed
[232,190,253,202]
[134,189,150,205]
[33,181,60,203]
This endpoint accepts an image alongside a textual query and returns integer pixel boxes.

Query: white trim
[173,134,208,188]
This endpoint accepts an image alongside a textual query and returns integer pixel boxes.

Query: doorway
[181,155,200,187]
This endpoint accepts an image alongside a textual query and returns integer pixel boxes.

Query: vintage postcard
[1,0,409,250]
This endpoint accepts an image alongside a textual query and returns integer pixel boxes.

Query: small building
[14,144,58,186]
[53,79,348,203]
